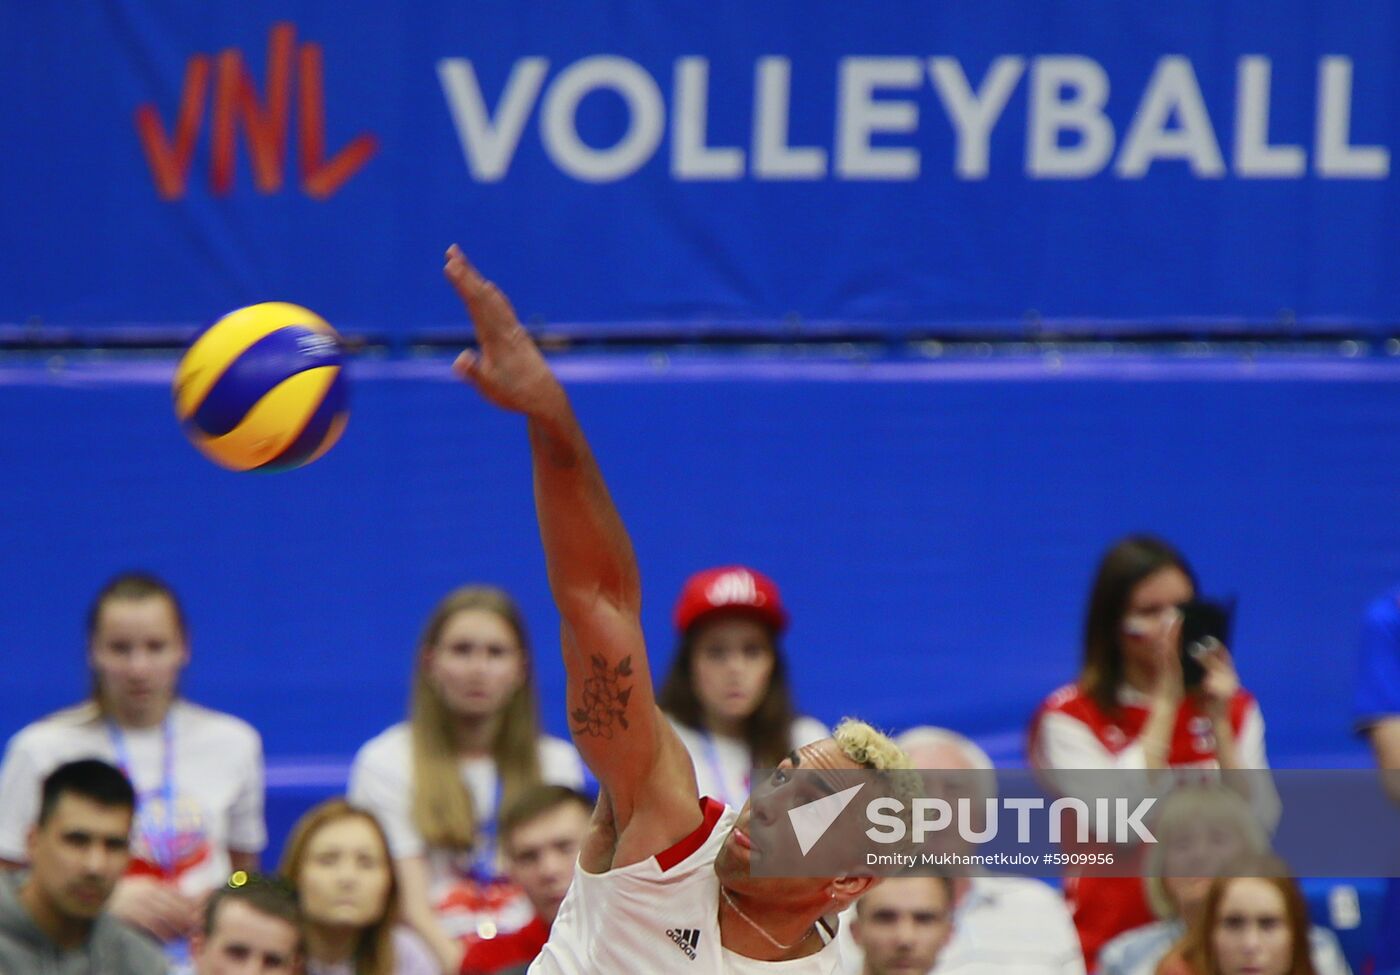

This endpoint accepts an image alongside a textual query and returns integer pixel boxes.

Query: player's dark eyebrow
[787,748,842,794]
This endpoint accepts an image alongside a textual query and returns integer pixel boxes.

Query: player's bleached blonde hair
[831,718,924,868]
[832,717,910,770]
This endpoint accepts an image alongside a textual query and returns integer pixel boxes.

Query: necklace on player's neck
[719,884,818,952]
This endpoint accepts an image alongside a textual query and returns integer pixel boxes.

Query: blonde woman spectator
[348,586,583,972]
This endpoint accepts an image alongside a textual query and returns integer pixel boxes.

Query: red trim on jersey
[655,796,726,872]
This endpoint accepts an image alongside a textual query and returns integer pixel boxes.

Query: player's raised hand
[443,244,563,416]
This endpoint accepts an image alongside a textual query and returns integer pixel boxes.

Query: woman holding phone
[1027,535,1279,968]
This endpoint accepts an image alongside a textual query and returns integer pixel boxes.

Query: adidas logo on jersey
[667,927,701,959]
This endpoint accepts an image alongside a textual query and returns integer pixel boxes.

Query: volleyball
[173,302,349,472]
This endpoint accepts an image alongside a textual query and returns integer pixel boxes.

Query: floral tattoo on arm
[572,654,633,739]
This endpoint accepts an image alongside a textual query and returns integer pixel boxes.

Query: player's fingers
[443,244,493,307]
[443,245,494,304]
[471,279,522,339]
[446,264,519,345]
[454,351,494,392]
[452,351,505,404]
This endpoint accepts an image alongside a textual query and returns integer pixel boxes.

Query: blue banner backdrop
[3,1,1399,338]
[1,353,1396,770]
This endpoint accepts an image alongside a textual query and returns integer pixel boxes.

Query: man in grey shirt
[0,758,165,973]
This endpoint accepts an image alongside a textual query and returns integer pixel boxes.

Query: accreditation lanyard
[466,773,502,882]
[106,715,178,875]
[702,732,747,810]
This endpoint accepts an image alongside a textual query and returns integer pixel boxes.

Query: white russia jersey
[529,798,842,975]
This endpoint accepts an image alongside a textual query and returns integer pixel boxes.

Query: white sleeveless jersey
[529,798,842,975]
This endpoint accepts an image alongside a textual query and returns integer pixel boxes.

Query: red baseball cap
[673,566,789,634]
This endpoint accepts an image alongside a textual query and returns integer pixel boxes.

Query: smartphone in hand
[1179,598,1235,687]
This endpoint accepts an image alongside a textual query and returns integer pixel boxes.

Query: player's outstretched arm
[443,246,699,849]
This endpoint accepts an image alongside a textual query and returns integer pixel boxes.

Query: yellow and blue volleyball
[173,302,349,472]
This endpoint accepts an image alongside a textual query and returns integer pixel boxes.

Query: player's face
[427,608,526,719]
[1120,566,1193,675]
[503,801,590,922]
[89,595,188,726]
[852,877,953,975]
[689,616,775,726]
[193,900,300,975]
[26,794,132,921]
[715,738,866,904]
[1211,878,1293,975]
[298,816,391,929]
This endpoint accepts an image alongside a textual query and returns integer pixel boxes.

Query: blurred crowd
[1,539,1396,975]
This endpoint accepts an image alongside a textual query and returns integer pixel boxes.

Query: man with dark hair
[850,876,954,975]
[0,758,166,972]
[188,872,302,975]
[461,786,592,974]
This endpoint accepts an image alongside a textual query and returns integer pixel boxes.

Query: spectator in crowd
[188,873,302,975]
[1098,788,1349,975]
[279,798,437,975]
[460,786,591,974]
[658,566,828,808]
[1155,860,1318,975]
[884,726,1084,975]
[849,875,954,975]
[1354,585,1400,975]
[0,572,266,952]
[1027,536,1278,967]
[349,585,584,973]
[0,759,166,974]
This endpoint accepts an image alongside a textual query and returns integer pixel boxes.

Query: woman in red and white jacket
[1027,535,1279,971]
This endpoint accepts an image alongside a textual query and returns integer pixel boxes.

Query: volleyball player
[442,244,907,973]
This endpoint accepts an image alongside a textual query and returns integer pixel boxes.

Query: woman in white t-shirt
[348,585,584,973]
[0,572,266,951]
[280,798,438,975]
[657,566,829,809]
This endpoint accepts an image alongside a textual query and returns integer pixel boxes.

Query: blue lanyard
[467,774,502,881]
[106,714,178,873]
[702,732,744,809]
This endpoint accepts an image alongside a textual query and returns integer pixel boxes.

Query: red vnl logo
[135,22,377,201]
